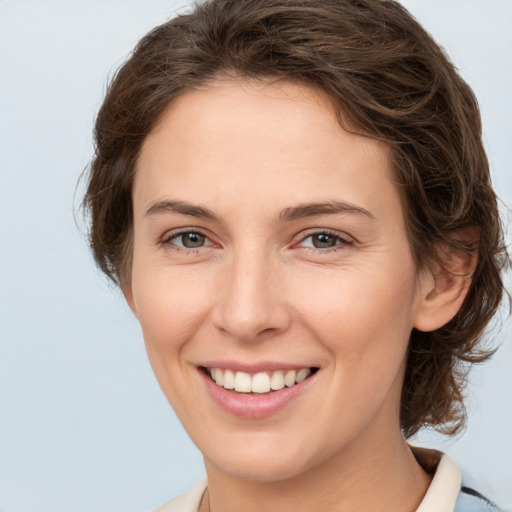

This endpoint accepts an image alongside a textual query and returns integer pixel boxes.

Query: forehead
[134,79,400,223]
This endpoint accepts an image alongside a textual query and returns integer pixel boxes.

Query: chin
[201,431,323,483]
[210,455,309,483]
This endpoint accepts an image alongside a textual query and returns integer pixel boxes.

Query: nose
[212,249,291,342]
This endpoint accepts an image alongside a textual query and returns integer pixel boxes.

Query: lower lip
[200,369,316,419]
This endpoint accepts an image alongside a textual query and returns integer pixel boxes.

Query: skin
[124,79,474,512]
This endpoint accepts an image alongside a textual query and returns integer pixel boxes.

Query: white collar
[415,453,461,512]
[153,478,207,512]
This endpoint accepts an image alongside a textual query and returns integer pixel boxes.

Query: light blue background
[0,1,511,511]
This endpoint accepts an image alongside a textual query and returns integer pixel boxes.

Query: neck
[202,427,432,512]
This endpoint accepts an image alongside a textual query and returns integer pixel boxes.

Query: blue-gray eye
[311,233,338,248]
[178,232,206,248]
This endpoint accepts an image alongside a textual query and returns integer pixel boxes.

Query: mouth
[201,366,319,394]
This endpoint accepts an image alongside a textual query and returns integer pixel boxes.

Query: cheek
[130,267,218,418]
[290,269,417,439]
[289,262,418,369]
[131,264,215,357]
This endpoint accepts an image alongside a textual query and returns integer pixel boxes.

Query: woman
[83,0,507,510]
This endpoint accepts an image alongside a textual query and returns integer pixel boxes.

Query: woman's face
[126,79,429,481]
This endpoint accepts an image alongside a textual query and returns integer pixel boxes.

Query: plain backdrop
[0,1,511,511]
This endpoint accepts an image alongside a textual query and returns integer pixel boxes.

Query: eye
[162,230,213,250]
[297,230,353,250]
[178,232,206,248]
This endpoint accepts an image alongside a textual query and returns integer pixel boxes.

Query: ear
[413,228,479,332]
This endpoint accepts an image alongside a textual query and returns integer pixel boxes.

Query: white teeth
[208,367,314,394]
[223,369,235,390]
[213,368,224,386]
[270,370,285,391]
[234,371,252,392]
[284,370,296,387]
[296,368,311,383]
[251,372,271,393]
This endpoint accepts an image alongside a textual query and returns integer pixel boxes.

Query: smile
[206,367,317,394]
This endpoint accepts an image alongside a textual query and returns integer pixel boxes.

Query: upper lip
[198,361,318,374]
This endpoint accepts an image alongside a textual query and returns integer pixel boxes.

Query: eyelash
[296,229,354,253]
[160,228,353,254]
[161,229,216,254]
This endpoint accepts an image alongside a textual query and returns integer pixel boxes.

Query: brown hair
[83,0,508,437]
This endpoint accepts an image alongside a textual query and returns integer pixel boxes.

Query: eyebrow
[145,200,219,220]
[278,201,375,221]
[144,199,374,222]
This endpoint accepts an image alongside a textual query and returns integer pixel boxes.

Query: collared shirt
[154,453,502,512]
